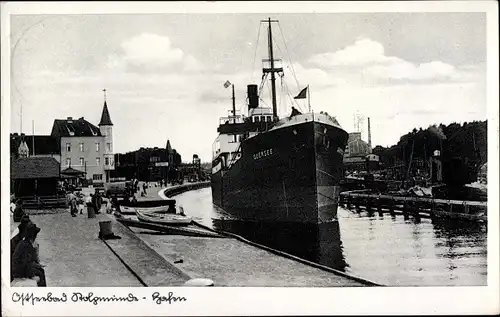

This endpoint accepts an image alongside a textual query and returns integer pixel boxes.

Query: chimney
[367,117,372,153]
[67,117,73,120]
[79,117,84,120]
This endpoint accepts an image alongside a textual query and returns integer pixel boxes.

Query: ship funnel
[247,85,259,109]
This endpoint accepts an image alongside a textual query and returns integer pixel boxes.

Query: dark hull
[211,120,348,224]
[212,219,347,271]
[119,199,176,208]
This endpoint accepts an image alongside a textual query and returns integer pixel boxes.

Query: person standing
[13,200,26,223]
[69,193,78,217]
[11,215,32,257]
[95,191,103,214]
[11,223,47,287]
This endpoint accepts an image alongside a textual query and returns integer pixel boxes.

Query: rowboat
[119,199,176,208]
[135,209,192,225]
[119,204,175,215]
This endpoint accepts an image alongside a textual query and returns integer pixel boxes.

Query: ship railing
[219,115,245,125]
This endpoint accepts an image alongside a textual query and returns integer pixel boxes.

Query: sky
[9,12,487,161]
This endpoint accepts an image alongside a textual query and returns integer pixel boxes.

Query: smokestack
[367,117,372,153]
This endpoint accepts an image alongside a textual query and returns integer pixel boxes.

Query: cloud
[308,38,459,83]
[364,60,457,81]
[308,38,401,67]
[106,33,203,73]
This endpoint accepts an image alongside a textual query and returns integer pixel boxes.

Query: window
[107,143,111,151]
[96,143,100,151]
[79,143,84,152]
[66,143,71,152]
[96,157,100,166]
[66,158,71,166]
[105,157,109,166]
[79,158,84,166]
[93,174,103,181]
[254,116,260,123]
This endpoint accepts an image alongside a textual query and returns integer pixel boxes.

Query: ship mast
[264,17,279,120]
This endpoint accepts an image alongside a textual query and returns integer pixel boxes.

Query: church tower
[99,89,114,182]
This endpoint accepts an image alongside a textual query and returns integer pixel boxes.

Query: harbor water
[174,188,487,286]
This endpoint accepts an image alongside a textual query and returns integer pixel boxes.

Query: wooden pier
[339,190,487,222]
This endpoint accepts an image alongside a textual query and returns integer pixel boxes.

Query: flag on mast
[224,80,232,89]
[294,86,308,99]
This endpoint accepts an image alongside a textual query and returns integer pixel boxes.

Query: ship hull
[211,119,348,224]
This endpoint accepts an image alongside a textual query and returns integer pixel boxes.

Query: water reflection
[212,219,348,272]
[175,188,487,286]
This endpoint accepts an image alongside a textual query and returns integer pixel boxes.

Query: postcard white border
[1,1,499,316]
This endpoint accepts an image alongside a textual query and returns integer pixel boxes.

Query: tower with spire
[99,89,114,182]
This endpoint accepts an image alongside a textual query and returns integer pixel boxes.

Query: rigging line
[250,23,263,82]
[283,80,305,113]
[277,22,301,91]
[279,77,284,116]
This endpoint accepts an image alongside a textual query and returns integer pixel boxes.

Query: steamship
[211,18,348,224]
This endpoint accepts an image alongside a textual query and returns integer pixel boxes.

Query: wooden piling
[389,199,395,217]
[402,199,409,219]
[366,198,372,213]
[377,199,383,216]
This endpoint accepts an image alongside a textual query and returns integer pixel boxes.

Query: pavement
[10,182,366,287]
[9,183,188,287]
[10,211,143,287]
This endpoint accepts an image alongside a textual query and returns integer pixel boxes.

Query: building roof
[10,134,60,156]
[51,117,102,137]
[11,157,60,179]
[99,101,113,126]
[61,166,85,175]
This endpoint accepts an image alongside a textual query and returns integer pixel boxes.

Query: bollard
[99,221,113,236]
[87,203,96,218]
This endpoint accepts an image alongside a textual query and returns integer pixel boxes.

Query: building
[112,140,182,182]
[10,133,60,162]
[98,100,115,182]
[345,132,371,157]
[11,157,60,197]
[50,100,114,184]
[343,132,372,173]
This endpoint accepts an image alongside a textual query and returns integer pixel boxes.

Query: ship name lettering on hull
[253,149,273,160]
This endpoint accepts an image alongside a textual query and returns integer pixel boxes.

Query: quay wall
[161,182,382,286]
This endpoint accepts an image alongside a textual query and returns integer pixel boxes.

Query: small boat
[119,205,137,215]
[136,209,192,225]
[119,199,176,208]
[119,204,176,215]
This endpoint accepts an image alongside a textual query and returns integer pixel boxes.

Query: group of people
[67,190,111,216]
[10,204,47,287]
